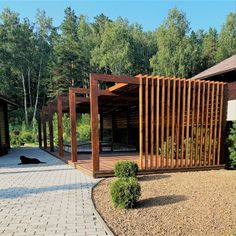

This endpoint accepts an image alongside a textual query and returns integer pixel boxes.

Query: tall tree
[216,12,236,62]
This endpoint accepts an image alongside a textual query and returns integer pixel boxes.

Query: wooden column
[57,96,64,157]
[139,76,143,169]
[42,109,47,148]
[69,89,77,162]
[48,103,54,152]
[90,75,100,173]
[111,112,116,152]
[99,111,103,152]
[38,111,42,148]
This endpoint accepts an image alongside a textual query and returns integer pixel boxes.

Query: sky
[0,0,235,32]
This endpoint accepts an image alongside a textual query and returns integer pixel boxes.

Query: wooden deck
[42,147,224,178]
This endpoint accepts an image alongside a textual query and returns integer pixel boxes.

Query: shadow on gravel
[137,195,187,208]
[138,174,171,181]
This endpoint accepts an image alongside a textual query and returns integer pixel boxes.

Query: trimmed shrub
[114,161,138,178]
[228,121,236,167]
[109,177,141,209]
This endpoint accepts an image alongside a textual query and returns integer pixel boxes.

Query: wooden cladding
[139,77,226,170]
[228,81,236,100]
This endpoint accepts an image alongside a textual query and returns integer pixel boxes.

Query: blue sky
[0,0,235,32]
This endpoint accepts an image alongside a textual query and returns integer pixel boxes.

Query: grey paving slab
[0,148,111,236]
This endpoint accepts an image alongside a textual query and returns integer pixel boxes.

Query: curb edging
[90,179,116,236]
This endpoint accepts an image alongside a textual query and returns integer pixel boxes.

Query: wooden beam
[204,81,210,165]
[161,78,165,168]
[90,74,100,173]
[213,83,219,165]
[69,90,77,162]
[91,73,140,84]
[69,87,117,97]
[57,96,64,157]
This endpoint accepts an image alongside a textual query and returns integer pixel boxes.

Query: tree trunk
[32,57,42,124]
[28,66,32,107]
[21,73,28,125]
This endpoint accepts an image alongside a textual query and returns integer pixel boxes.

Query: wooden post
[199,81,205,166]
[57,96,64,157]
[139,76,143,169]
[48,103,54,152]
[150,77,154,168]
[127,107,130,145]
[185,79,191,167]
[219,83,228,165]
[171,79,176,168]
[42,109,47,148]
[155,78,160,168]
[145,77,149,169]
[213,83,219,165]
[176,79,181,167]
[166,78,171,167]
[90,74,100,173]
[69,89,77,162]
[111,112,116,152]
[100,111,103,152]
[38,111,42,148]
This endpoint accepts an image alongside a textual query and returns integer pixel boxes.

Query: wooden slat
[155,78,160,168]
[171,79,176,168]
[69,90,77,162]
[190,80,196,167]
[213,83,220,165]
[217,83,224,165]
[176,79,181,167]
[150,78,154,168]
[185,79,191,167]
[208,82,215,166]
[38,111,42,148]
[204,82,210,166]
[57,96,64,157]
[180,80,186,167]
[145,77,149,169]
[48,103,54,152]
[199,81,205,166]
[195,81,201,166]
[90,75,100,173]
[166,79,171,167]
[139,76,143,169]
[161,78,165,168]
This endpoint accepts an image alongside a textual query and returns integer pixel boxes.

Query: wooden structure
[40,73,228,177]
[0,95,18,156]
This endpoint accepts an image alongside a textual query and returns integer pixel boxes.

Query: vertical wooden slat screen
[139,76,226,171]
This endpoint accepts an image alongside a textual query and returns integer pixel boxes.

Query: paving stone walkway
[0,148,110,236]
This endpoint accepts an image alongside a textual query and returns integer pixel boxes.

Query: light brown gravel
[93,170,236,236]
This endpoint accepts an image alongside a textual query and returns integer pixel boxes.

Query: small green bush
[109,178,141,209]
[114,161,138,178]
[228,121,236,167]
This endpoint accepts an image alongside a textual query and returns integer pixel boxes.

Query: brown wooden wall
[139,77,227,170]
[228,81,236,100]
[0,101,9,155]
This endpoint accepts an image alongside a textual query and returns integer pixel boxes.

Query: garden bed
[93,170,236,236]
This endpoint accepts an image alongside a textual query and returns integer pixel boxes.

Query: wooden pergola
[39,73,228,177]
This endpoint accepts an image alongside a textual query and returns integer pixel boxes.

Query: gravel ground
[93,170,236,236]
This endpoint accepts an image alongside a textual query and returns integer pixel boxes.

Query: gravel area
[93,170,236,236]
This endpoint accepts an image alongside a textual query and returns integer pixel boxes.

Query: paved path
[0,148,110,236]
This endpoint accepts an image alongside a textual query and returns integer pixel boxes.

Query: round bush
[109,177,141,209]
[114,161,138,178]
